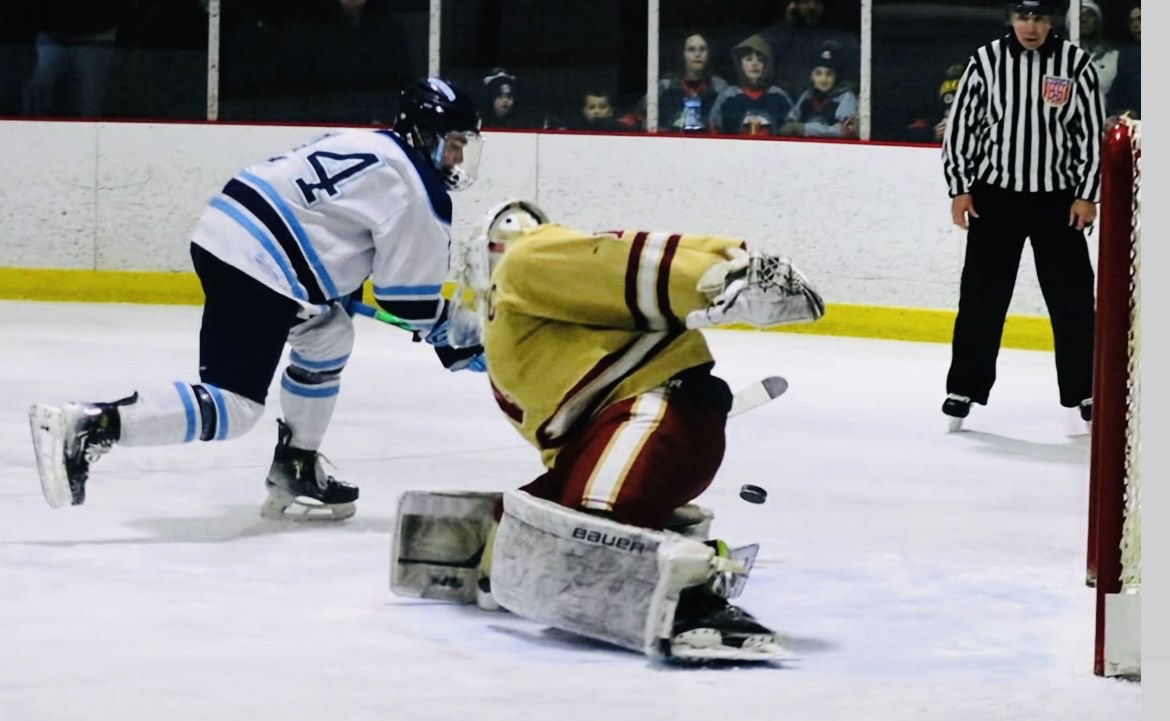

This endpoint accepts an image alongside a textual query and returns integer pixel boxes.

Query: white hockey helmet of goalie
[444,198,550,348]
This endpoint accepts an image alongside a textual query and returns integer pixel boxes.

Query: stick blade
[728,375,788,418]
[761,375,788,399]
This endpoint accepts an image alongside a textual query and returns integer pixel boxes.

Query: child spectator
[564,88,625,132]
[779,44,858,138]
[708,34,793,137]
[480,67,538,129]
[904,63,964,144]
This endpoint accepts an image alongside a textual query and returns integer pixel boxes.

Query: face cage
[430,131,484,191]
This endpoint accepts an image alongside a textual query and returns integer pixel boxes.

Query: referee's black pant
[947,182,1096,408]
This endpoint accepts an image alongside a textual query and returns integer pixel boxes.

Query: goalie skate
[261,420,358,521]
[668,585,790,663]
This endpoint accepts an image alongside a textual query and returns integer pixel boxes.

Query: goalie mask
[394,78,484,191]
[444,199,550,348]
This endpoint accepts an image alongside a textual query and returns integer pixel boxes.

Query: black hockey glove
[433,343,487,372]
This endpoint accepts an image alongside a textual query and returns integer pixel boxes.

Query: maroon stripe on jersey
[624,232,649,330]
[534,332,677,449]
[657,234,682,332]
[491,380,523,424]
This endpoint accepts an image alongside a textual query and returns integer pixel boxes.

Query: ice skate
[668,584,788,663]
[28,395,132,508]
[942,393,971,433]
[261,419,359,521]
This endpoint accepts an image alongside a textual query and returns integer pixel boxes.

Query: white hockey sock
[119,381,263,446]
[279,368,340,451]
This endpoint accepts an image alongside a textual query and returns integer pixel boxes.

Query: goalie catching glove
[686,248,825,330]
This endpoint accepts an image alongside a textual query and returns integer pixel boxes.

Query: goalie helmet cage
[1086,117,1141,679]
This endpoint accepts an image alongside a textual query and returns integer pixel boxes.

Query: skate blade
[947,415,965,433]
[670,629,793,662]
[260,490,356,522]
[28,404,72,509]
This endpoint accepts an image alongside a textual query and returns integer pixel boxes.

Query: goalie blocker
[390,489,788,663]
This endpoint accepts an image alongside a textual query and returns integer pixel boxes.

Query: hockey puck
[739,484,768,504]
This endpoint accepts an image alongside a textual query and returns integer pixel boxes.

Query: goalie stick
[729,375,788,418]
[353,299,788,418]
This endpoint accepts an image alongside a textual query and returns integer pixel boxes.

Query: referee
[941,0,1105,426]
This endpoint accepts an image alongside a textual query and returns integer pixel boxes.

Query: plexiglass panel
[217,0,428,124]
[0,0,209,121]
[440,0,647,132]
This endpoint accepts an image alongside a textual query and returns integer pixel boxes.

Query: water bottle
[682,96,702,132]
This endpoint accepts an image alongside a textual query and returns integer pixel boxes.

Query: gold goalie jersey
[483,223,746,467]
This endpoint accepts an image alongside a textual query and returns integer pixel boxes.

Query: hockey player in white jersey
[28,77,486,521]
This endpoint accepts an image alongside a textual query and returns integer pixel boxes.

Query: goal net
[1086,117,1140,679]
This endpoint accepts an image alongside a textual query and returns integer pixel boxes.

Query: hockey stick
[350,300,415,332]
[354,299,787,417]
[728,375,788,418]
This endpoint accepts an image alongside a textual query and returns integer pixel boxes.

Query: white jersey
[191,128,453,331]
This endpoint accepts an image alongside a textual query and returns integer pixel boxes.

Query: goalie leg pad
[489,490,722,657]
[390,490,502,604]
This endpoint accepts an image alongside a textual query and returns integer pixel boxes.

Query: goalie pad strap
[490,490,718,656]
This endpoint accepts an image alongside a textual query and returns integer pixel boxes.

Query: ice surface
[0,301,1140,720]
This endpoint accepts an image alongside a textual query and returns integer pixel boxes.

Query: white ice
[0,301,1141,720]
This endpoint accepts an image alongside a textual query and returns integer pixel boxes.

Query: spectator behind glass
[1068,0,1118,97]
[779,44,858,138]
[22,0,121,117]
[709,34,793,137]
[480,67,538,129]
[1106,2,1139,119]
[563,89,626,132]
[905,63,965,144]
[0,3,36,115]
[627,31,729,132]
[760,0,860,99]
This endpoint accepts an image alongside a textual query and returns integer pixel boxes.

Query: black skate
[668,584,788,662]
[28,395,133,508]
[261,419,359,521]
[942,393,971,432]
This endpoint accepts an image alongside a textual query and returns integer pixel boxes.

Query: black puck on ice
[739,484,768,504]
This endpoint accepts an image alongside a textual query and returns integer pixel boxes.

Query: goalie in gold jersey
[394,199,824,662]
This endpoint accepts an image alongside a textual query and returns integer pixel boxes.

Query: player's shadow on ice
[11,506,398,546]
[957,430,1089,465]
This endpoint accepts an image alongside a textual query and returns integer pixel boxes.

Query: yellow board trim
[0,267,1055,351]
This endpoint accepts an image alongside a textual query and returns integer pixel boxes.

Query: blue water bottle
[682,96,702,132]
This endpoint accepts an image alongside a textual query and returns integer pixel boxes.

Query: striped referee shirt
[942,31,1106,201]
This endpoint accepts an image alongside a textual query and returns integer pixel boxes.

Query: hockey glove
[434,343,487,372]
[686,252,825,329]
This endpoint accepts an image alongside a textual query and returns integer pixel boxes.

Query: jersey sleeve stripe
[634,233,671,330]
[656,234,682,332]
[373,283,443,296]
[208,196,307,301]
[240,171,340,300]
[624,232,650,330]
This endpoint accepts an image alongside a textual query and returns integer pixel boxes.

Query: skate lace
[308,452,338,491]
[80,432,115,464]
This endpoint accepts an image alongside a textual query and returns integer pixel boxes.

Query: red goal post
[1086,116,1140,679]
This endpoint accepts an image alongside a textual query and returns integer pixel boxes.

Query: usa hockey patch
[1042,75,1072,107]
